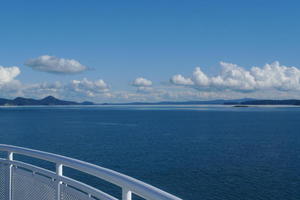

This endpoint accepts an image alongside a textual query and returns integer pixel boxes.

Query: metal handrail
[0,144,182,200]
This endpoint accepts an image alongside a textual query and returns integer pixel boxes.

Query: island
[0,96,94,106]
[1,96,300,106]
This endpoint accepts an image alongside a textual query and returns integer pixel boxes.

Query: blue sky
[1,0,300,102]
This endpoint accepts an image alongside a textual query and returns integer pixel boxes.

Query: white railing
[0,144,182,200]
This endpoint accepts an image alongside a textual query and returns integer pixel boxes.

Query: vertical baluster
[56,164,63,200]
[7,152,13,200]
[122,188,132,200]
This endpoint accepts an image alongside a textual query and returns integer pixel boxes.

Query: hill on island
[0,96,94,106]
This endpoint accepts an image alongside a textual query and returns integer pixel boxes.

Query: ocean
[0,105,299,200]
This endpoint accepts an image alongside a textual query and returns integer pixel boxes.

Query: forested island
[1,96,300,106]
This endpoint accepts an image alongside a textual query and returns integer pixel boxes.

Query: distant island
[226,99,300,106]
[1,96,300,106]
[102,98,300,106]
[0,96,94,106]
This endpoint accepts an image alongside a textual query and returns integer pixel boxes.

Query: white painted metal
[7,152,13,200]
[56,164,63,200]
[122,188,132,200]
[0,144,182,200]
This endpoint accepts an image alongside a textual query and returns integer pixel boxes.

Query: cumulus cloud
[0,65,109,100]
[0,66,22,98]
[171,61,300,92]
[70,78,109,97]
[132,77,152,87]
[5,60,300,102]
[0,74,112,101]
[170,74,193,85]
[0,66,20,84]
[25,55,87,74]
[132,77,153,93]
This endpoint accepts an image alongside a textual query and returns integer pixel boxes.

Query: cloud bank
[171,61,300,92]
[0,66,20,84]
[25,55,87,74]
[3,60,300,102]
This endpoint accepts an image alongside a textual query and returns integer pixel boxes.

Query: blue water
[0,105,299,200]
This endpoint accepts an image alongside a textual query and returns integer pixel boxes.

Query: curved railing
[0,144,182,200]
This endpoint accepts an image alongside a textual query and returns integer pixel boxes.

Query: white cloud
[0,80,23,98]
[132,77,152,87]
[0,76,111,101]
[0,66,22,98]
[22,81,63,99]
[136,86,154,93]
[4,60,300,102]
[0,66,20,84]
[25,55,87,74]
[132,77,153,94]
[170,74,193,85]
[171,61,300,92]
[69,78,109,97]
[0,65,110,100]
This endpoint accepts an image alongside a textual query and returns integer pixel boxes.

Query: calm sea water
[0,105,299,200]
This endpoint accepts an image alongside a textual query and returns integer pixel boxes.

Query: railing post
[7,152,13,200]
[56,164,63,200]
[122,188,132,200]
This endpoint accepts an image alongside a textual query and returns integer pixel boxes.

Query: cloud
[25,55,87,74]
[0,66,20,84]
[0,66,111,101]
[171,61,300,92]
[170,74,193,85]
[0,66,22,98]
[136,86,154,93]
[0,75,111,101]
[132,77,153,93]
[69,78,109,97]
[20,81,63,99]
[132,77,152,87]
[4,60,300,102]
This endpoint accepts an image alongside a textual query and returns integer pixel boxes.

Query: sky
[1,0,300,102]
